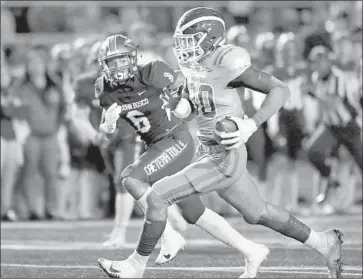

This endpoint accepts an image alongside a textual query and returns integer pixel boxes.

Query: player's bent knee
[146,190,166,209]
[178,197,206,224]
[244,212,262,225]
[120,164,135,184]
[242,200,267,225]
[121,168,149,200]
[146,190,168,221]
[115,182,128,194]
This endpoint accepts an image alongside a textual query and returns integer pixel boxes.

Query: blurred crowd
[1,1,362,221]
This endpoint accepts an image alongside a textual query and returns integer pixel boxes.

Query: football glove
[218,115,257,150]
[161,87,181,111]
[101,103,121,134]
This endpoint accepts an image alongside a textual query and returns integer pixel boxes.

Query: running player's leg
[112,163,200,275]
[177,195,265,261]
[129,147,268,272]
[125,158,219,271]
[217,153,343,278]
[105,128,194,265]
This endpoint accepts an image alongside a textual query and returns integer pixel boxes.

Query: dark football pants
[120,126,207,222]
[306,121,362,178]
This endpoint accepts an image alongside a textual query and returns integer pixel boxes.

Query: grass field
[1,214,362,278]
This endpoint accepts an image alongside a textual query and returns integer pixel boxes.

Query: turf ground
[1,214,362,278]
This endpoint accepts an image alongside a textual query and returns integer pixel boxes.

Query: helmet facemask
[173,32,207,64]
[100,51,137,84]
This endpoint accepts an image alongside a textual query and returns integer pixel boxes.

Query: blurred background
[1,1,362,222]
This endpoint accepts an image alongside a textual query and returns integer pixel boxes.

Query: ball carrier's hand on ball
[214,115,257,150]
[100,103,121,134]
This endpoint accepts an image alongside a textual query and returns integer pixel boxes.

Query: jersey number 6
[126,110,151,133]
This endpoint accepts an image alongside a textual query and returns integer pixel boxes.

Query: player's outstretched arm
[228,66,291,128]
[165,82,196,121]
[142,60,197,121]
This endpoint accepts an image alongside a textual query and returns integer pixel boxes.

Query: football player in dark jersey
[68,40,143,242]
[95,34,265,267]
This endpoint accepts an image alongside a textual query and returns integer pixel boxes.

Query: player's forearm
[99,108,113,139]
[252,85,290,127]
[99,123,115,139]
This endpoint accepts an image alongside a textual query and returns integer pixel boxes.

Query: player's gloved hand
[161,87,182,111]
[101,103,121,134]
[219,115,257,150]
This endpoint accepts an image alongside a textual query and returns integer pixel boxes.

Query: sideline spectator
[16,45,66,220]
[0,57,27,221]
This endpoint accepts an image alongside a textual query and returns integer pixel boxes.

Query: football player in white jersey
[98,8,343,279]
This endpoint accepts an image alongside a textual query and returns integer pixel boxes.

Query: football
[214,116,239,143]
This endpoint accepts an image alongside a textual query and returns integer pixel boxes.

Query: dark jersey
[95,61,180,145]
[74,72,136,143]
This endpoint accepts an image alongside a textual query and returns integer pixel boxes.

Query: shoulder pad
[216,45,251,74]
[140,60,177,88]
[94,76,105,99]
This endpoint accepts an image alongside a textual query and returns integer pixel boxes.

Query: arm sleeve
[220,46,252,81]
[141,60,178,89]
[226,63,290,128]
[227,66,277,94]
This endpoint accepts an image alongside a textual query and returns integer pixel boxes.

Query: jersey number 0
[190,83,216,118]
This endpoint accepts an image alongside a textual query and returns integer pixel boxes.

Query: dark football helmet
[98,34,138,83]
[173,7,226,64]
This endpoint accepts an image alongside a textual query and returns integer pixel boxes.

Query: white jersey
[179,44,251,144]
